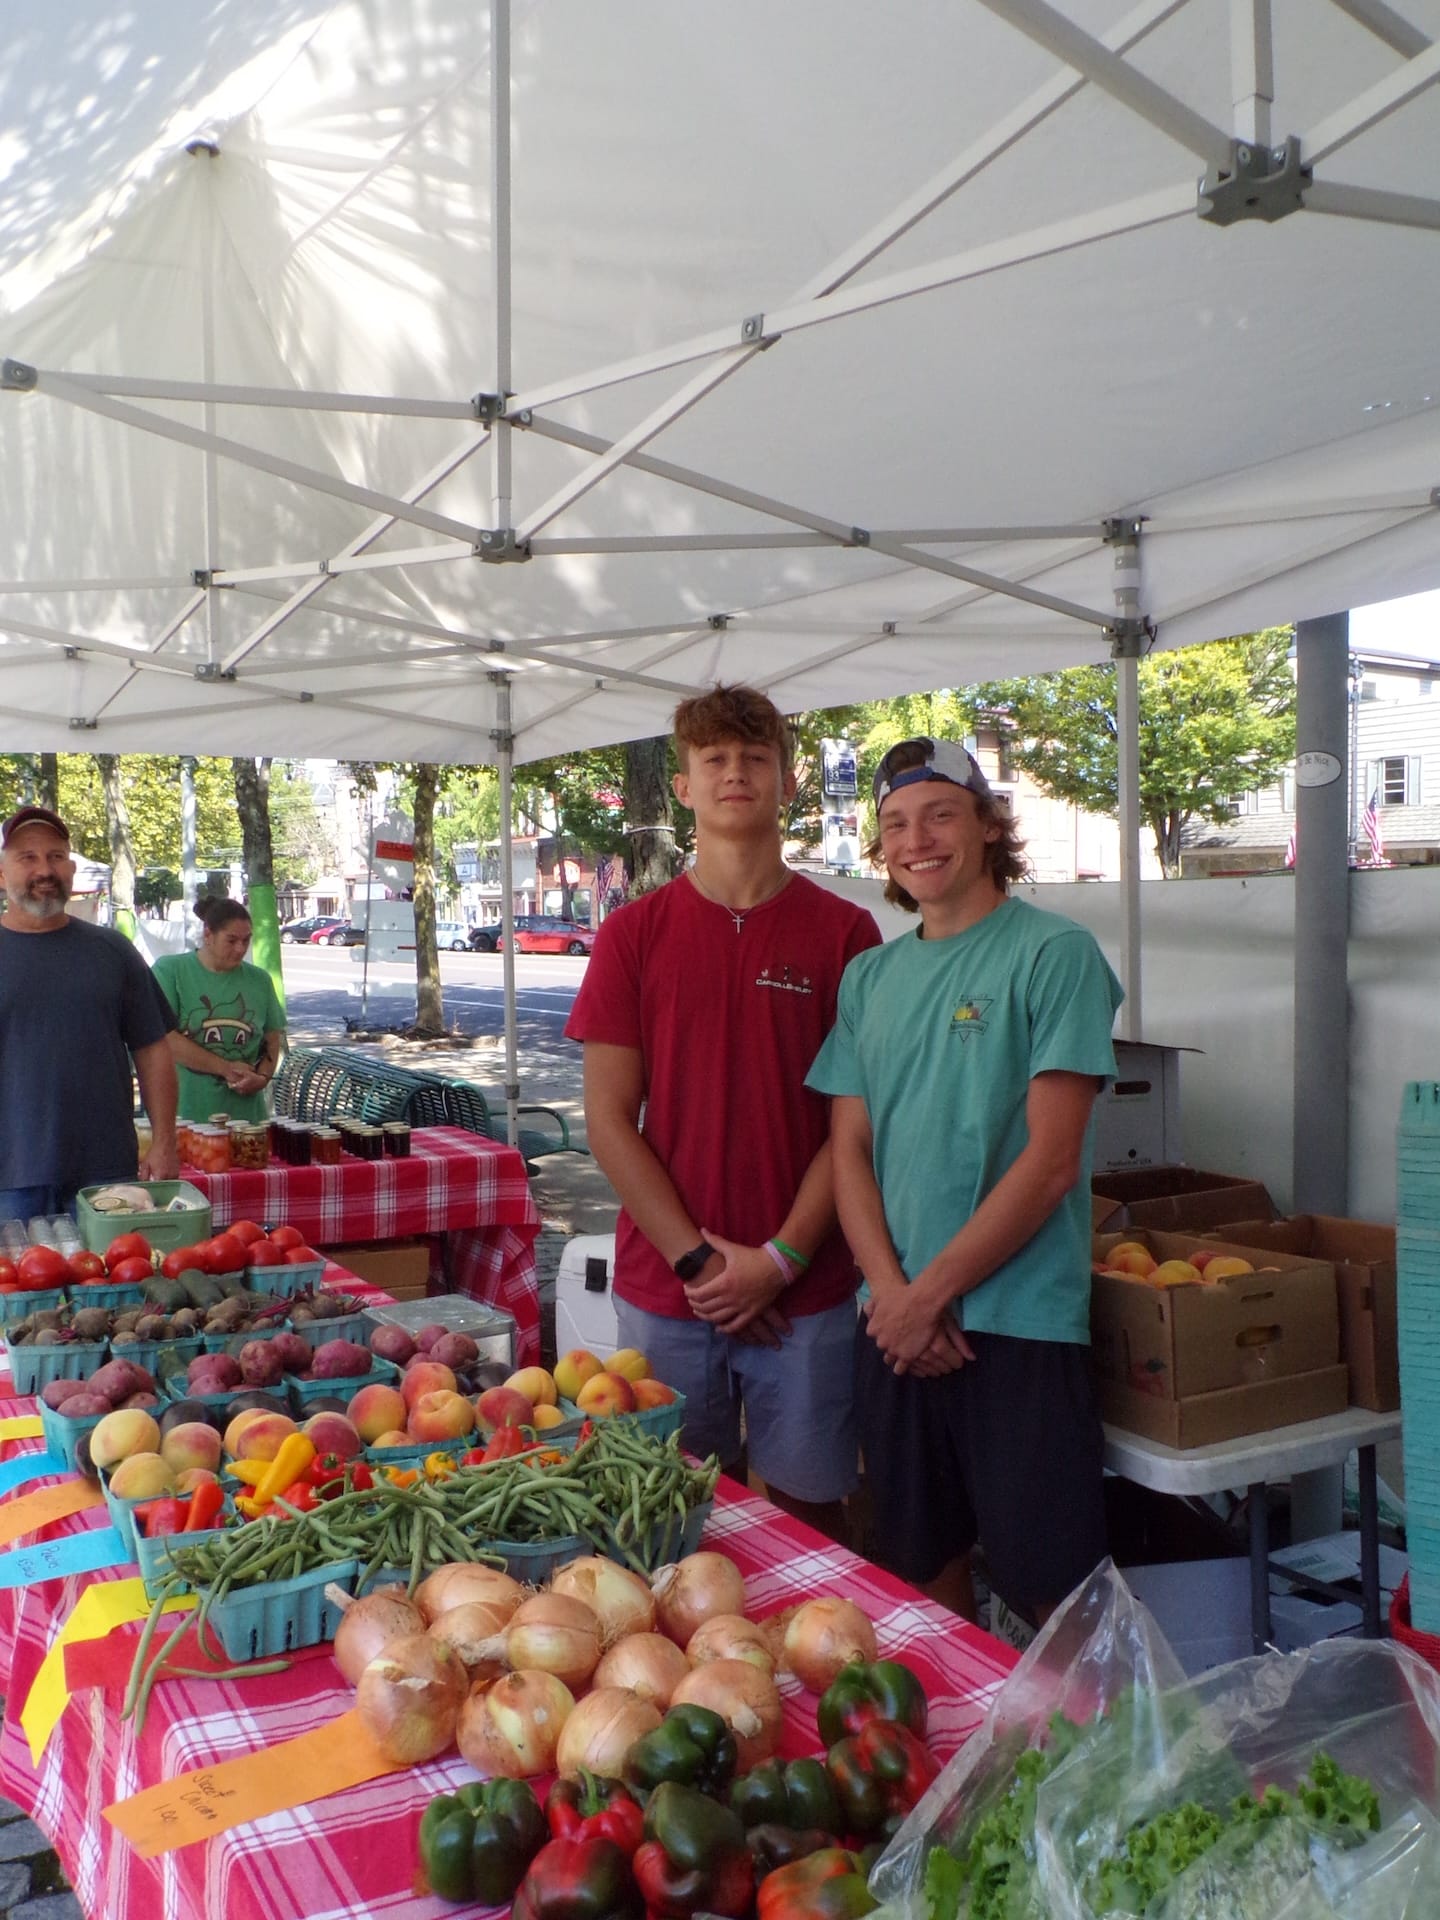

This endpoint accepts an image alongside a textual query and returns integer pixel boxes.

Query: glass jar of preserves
[382,1122,412,1158]
[312,1128,342,1166]
[191,1125,231,1174]
[230,1123,270,1171]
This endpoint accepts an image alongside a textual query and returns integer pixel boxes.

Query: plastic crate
[136,1499,237,1597]
[74,1183,212,1255]
[109,1333,202,1376]
[548,1394,685,1444]
[285,1355,400,1411]
[287,1310,368,1349]
[596,1497,712,1574]
[101,1473,151,1558]
[206,1558,359,1660]
[201,1321,296,1355]
[245,1261,317,1298]
[160,1368,246,1416]
[64,1280,146,1312]
[363,1433,472,1471]
[39,1396,107,1472]
[362,1297,516,1370]
[482,1535,589,1583]
[1,1288,68,1331]
[9,1338,111,1397]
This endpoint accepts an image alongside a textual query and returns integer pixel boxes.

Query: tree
[410,765,444,1036]
[233,758,285,1010]
[96,754,137,935]
[951,630,1296,876]
[622,737,681,895]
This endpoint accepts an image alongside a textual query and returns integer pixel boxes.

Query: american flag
[1360,788,1385,864]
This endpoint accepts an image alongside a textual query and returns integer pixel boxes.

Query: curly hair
[672,683,794,774]
[865,741,1028,911]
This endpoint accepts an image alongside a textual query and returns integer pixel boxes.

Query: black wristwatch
[673,1240,716,1281]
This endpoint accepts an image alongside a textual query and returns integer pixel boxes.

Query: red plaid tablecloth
[188,1128,542,1365]
[0,1401,1014,1920]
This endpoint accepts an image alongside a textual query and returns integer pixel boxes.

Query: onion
[554,1686,662,1778]
[670,1659,783,1770]
[551,1556,656,1642]
[355,1632,467,1764]
[327,1584,426,1687]
[493,1592,602,1691]
[426,1598,516,1680]
[652,1552,747,1646]
[782,1597,877,1692]
[593,1632,693,1707]
[413,1562,524,1624]
[458,1669,575,1778]
[686,1613,775,1674]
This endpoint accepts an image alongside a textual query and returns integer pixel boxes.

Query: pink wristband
[764,1240,796,1284]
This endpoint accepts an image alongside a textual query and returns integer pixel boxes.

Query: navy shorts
[854,1320,1108,1613]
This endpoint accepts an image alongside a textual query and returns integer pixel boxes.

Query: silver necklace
[687,869,788,933]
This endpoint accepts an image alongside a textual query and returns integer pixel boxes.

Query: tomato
[18,1245,70,1290]
[228,1219,267,1248]
[0,1259,17,1289]
[67,1250,107,1282]
[107,1255,155,1287]
[105,1232,152,1272]
[267,1225,305,1252]
[207,1234,246,1274]
[284,1246,322,1265]
[244,1241,287,1268]
[161,1246,206,1279]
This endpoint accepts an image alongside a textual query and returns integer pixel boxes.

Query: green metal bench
[436,1078,582,1169]
[315,1048,452,1126]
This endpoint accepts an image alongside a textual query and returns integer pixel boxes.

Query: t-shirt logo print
[192,991,257,1050]
[948,995,992,1041]
[755,964,814,997]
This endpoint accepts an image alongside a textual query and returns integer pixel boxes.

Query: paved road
[279,944,583,1045]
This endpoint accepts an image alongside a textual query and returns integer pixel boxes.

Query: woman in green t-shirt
[151,897,286,1122]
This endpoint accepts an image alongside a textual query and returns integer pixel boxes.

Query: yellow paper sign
[22,1577,194,1761]
[0,1478,103,1548]
[104,1709,401,1856]
[0,1417,45,1440]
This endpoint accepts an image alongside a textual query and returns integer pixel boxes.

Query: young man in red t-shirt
[565,686,881,1536]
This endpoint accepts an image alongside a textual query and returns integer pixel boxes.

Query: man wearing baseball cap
[808,736,1121,1636]
[0,804,179,1223]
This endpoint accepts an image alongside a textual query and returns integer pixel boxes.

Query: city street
[279,942,585,1048]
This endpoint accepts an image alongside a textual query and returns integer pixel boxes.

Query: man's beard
[13,880,69,921]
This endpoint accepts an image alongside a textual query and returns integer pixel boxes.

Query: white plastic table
[1103,1407,1402,1652]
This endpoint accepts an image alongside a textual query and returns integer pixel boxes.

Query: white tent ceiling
[2,0,1439,764]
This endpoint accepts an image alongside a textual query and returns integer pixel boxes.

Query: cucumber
[179,1268,224,1310]
[142,1276,189,1313]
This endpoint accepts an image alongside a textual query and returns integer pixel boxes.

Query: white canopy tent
[3,0,1439,1137]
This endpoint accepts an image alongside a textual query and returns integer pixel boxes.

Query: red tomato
[244,1241,287,1268]
[0,1259,17,1289]
[104,1231,152,1272]
[228,1220,267,1248]
[207,1234,246,1274]
[18,1245,70,1290]
[267,1225,305,1252]
[284,1246,322,1265]
[160,1246,206,1279]
[107,1255,155,1287]
[67,1250,106,1282]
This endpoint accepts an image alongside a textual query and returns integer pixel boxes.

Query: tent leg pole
[1115,653,1143,1040]
[492,673,520,1152]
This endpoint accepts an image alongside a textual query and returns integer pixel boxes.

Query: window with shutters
[1380,757,1409,805]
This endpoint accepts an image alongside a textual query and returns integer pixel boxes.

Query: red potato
[310,1339,372,1380]
[369,1326,417,1367]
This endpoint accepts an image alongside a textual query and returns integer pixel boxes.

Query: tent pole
[492,672,520,1152]
[194,143,222,668]
[1107,520,1147,1041]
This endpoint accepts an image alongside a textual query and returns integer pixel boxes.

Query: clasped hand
[863,1274,975,1378]
[683,1229,793,1349]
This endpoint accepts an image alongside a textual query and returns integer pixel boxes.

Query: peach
[505,1367,558,1409]
[1187,1248,1219,1273]
[531,1403,567,1430]
[575,1371,638,1418]
[1152,1259,1204,1287]
[1202,1256,1255,1281]
[370,1429,412,1449]
[222,1408,275,1457]
[553,1349,604,1400]
[401,1359,458,1407]
[1105,1242,1158,1278]
[302,1411,364,1460]
[348,1383,410,1444]
[227,1411,300,1461]
[631,1379,677,1410]
[174,1466,220,1494]
[89,1409,162,1472]
[160,1422,224,1476]
[408,1390,476,1443]
[605,1347,650,1383]
[476,1386,535,1433]
[108,1452,177,1500]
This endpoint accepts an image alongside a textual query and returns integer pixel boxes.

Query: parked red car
[500,915,595,955]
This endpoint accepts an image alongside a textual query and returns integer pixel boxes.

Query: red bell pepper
[347,1461,374,1492]
[482,1424,533,1462]
[135,1497,189,1538]
[305,1452,350,1487]
[755,1847,878,1920]
[546,1771,645,1857]
[631,1782,754,1920]
[274,1481,319,1514]
[826,1721,938,1841]
[183,1479,226,1532]
[512,1835,642,1920]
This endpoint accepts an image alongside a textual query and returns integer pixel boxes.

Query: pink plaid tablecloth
[0,1408,1015,1920]
[187,1127,542,1365]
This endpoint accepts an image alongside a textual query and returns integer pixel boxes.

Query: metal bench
[435,1077,582,1169]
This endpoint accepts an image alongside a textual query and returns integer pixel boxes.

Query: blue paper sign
[0,1452,66,1496]
[0,1526,130,1588]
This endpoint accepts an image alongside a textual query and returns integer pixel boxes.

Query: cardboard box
[326,1239,433,1301]
[1093,1041,1194,1172]
[1092,1229,1345,1447]
[1091,1165,1276,1233]
[1209,1217,1398,1413]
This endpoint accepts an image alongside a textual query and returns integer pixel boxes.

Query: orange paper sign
[104,1708,403,1857]
[0,1478,103,1547]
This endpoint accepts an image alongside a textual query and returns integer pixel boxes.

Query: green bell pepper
[632,1782,755,1919]
[731,1758,841,1835]
[746,1824,838,1877]
[817,1660,928,1749]
[625,1702,739,1797]
[512,1836,643,1920]
[418,1778,548,1905]
[827,1720,939,1841]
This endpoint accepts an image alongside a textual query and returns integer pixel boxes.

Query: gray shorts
[613,1297,860,1505]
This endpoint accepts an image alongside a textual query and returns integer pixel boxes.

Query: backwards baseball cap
[1,805,70,848]
[872,737,992,810]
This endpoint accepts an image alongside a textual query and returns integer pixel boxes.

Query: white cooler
[554,1233,621,1358]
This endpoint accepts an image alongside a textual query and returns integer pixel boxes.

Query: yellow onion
[489,1592,602,1691]
[554,1686,662,1778]
[327,1584,426,1687]
[670,1659,783,1770]
[426,1598,516,1681]
[551,1556,656,1642]
[355,1632,467,1764]
[782,1597,877,1692]
[593,1632,693,1707]
[413,1562,524,1624]
[686,1613,775,1674]
[458,1669,575,1778]
[652,1552,747,1646]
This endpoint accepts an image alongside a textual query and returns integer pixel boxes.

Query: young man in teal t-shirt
[808,737,1122,1628]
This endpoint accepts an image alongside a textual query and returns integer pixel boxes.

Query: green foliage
[515,747,632,860]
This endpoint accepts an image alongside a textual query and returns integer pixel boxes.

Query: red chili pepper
[183,1479,226,1532]
[546,1771,646,1857]
[483,1424,533,1462]
[347,1462,374,1492]
[275,1481,319,1514]
[462,1446,488,1467]
[135,1497,189,1538]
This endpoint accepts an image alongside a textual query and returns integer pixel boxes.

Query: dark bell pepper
[756,1847,878,1920]
[731,1758,841,1835]
[513,1835,643,1920]
[418,1777,548,1905]
[547,1770,645,1856]
[625,1702,738,1798]
[746,1824,837,1877]
[632,1782,754,1919]
[826,1720,939,1840]
[817,1660,928,1749]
